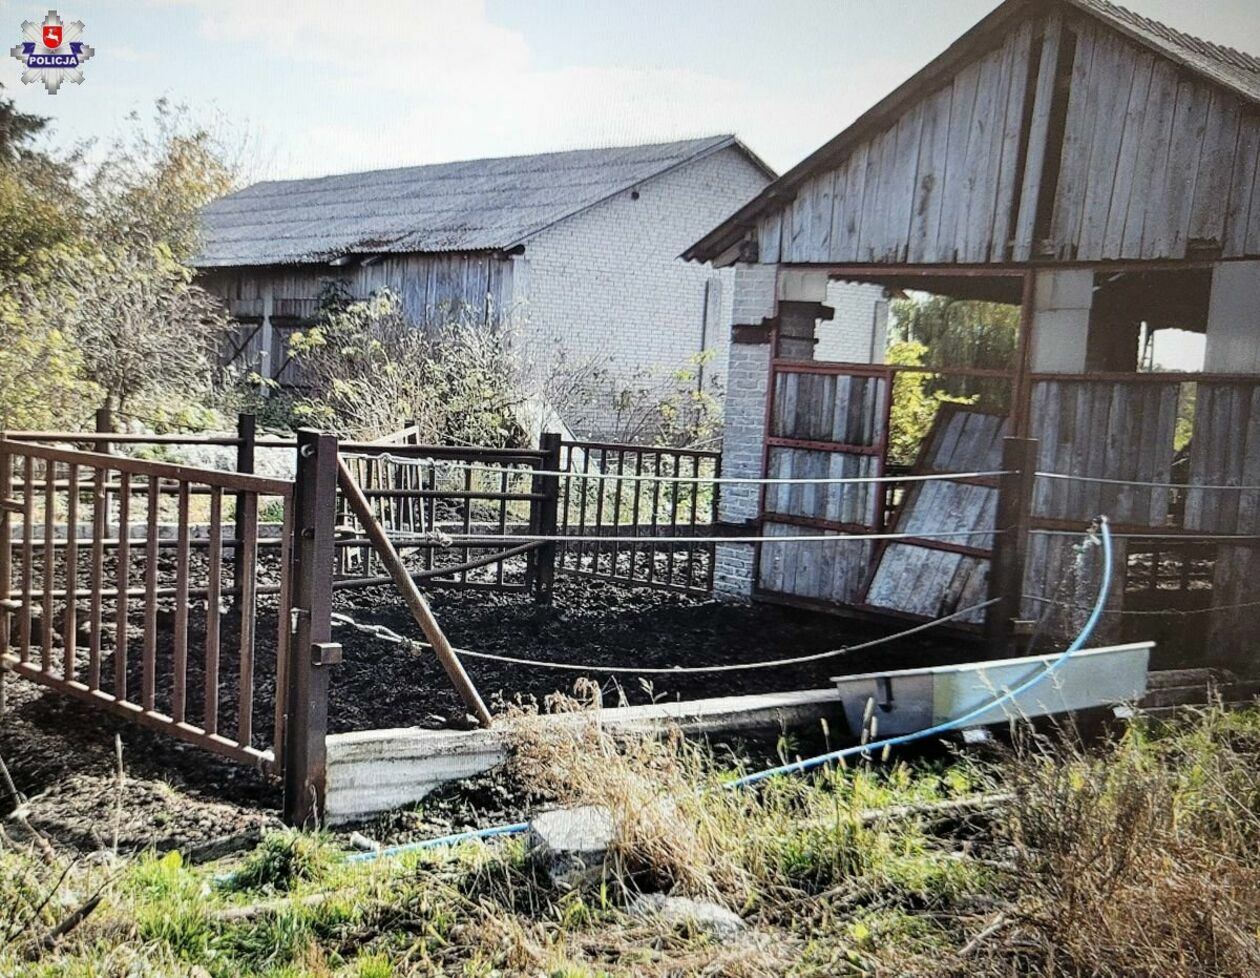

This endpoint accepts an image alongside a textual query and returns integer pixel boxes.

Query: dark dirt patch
[1,572,980,853]
[330,575,981,731]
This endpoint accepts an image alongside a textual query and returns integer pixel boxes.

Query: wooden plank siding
[204,253,514,330]
[762,11,1260,267]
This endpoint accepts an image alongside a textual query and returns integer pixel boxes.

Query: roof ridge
[1075,0,1260,75]
[244,134,736,190]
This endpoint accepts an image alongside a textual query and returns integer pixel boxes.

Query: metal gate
[0,437,295,773]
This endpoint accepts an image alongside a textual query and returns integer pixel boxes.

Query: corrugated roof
[195,135,771,268]
[684,0,1260,263]
[1070,0,1260,104]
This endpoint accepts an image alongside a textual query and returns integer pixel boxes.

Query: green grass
[2,707,1258,977]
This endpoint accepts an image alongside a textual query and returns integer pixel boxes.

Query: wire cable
[438,529,1003,545]
[1036,471,1260,492]
[330,597,998,675]
[728,517,1114,786]
[343,452,1009,487]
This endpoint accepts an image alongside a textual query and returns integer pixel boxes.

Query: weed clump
[226,831,338,894]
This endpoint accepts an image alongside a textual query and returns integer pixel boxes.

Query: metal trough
[832,641,1154,738]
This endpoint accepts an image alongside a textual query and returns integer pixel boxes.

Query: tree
[0,86,49,162]
[886,340,975,467]
[0,96,239,426]
[890,294,1019,404]
[33,242,228,414]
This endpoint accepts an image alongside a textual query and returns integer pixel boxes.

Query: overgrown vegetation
[884,294,1019,466]
[0,88,236,428]
[3,706,1257,976]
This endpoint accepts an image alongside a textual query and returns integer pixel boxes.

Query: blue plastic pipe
[345,520,1113,863]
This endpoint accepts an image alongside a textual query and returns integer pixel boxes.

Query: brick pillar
[713,264,776,602]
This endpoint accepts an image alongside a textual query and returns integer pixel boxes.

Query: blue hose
[345,820,529,864]
[728,517,1113,786]
[346,520,1113,862]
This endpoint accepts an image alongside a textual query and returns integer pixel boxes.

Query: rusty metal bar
[205,486,222,737]
[88,470,106,690]
[114,471,130,700]
[0,437,291,496]
[42,458,55,671]
[172,483,191,723]
[336,455,493,727]
[142,476,159,711]
[18,456,33,664]
[271,492,294,771]
[64,463,80,681]
[284,431,339,825]
[236,490,259,749]
[0,444,10,709]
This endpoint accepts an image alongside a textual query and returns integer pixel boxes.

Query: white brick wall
[712,263,777,601]
[815,282,889,364]
[515,146,771,436]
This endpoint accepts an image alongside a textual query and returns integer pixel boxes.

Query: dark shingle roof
[195,135,770,268]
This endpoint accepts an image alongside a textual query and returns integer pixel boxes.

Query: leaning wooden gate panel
[0,438,295,773]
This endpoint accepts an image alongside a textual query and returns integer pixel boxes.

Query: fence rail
[557,440,720,595]
[0,435,293,772]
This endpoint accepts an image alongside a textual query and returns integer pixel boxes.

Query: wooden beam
[335,457,493,727]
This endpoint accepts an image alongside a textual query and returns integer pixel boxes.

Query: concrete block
[527,805,615,888]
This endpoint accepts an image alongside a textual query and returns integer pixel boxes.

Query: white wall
[815,282,889,363]
[515,146,772,435]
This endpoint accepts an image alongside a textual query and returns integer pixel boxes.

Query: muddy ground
[0,574,982,855]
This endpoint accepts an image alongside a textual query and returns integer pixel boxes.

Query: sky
[5,0,1260,183]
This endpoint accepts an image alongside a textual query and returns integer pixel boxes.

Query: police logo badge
[11,10,94,94]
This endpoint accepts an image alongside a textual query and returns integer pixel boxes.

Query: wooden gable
[755,3,1260,266]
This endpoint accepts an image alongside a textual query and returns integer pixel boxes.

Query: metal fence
[0,435,294,773]
[556,439,721,595]
[333,439,558,596]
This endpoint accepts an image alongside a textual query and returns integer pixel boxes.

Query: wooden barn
[194,136,774,435]
[686,0,1260,670]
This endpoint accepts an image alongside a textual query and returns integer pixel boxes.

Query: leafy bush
[285,285,529,445]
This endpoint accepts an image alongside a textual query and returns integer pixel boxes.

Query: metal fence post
[233,413,256,579]
[529,432,561,603]
[283,428,340,827]
[985,436,1038,658]
[0,438,11,715]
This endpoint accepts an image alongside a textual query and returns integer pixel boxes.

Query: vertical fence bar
[62,463,79,680]
[496,467,508,587]
[686,453,701,591]
[272,492,294,768]
[0,443,10,711]
[19,456,33,664]
[284,430,339,826]
[172,482,191,723]
[531,433,561,603]
[88,468,106,690]
[666,453,681,585]
[234,412,256,589]
[628,450,643,583]
[142,475,159,710]
[707,452,722,591]
[558,443,572,573]
[114,471,130,700]
[205,486,222,736]
[647,452,662,585]
[236,491,259,748]
[42,459,55,672]
[985,437,1038,657]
